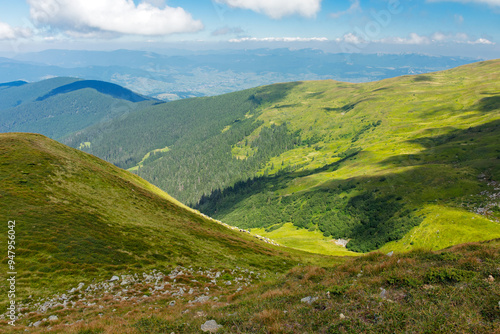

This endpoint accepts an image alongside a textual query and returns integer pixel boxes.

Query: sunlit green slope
[64,60,500,253]
[0,133,302,309]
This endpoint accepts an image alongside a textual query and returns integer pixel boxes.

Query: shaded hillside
[0,133,299,307]
[63,59,500,254]
[36,80,150,102]
[0,78,156,139]
[0,80,27,89]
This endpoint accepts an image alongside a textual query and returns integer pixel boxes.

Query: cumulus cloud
[215,0,322,19]
[212,26,244,36]
[467,38,495,44]
[372,32,495,45]
[335,33,367,44]
[0,21,32,40]
[378,33,431,45]
[331,0,361,19]
[229,36,328,42]
[27,0,203,36]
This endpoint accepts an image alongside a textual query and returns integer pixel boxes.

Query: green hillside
[0,78,156,139]
[63,59,500,254]
[0,137,498,333]
[0,133,301,306]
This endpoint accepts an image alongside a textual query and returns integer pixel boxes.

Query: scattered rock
[33,321,42,327]
[48,315,58,321]
[109,276,120,282]
[334,239,349,247]
[169,300,176,306]
[340,313,346,319]
[300,296,318,304]
[201,320,222,333]
[380,288,387,299]
[386,251,394,257]
[191,295,210,303]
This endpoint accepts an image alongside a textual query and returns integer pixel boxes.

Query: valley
[0,59,499,333]
[59,59,500,254]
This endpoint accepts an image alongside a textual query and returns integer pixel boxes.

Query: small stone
[110,276,120,282]
[48,315,58,321]
[169,300,176,306]
[201,320,222,333]
[487,275,495,282]
[340,313,346,319]
[33,321,42,327]
[386,251,394,257]
[380,288,387,299]
[300,296,318,304]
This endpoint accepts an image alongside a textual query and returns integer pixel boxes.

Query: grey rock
[33,321,42,327]
[48,315,58,321]
[201,320,222,333]
[169,300,176,306]
[300,296,318,304]
[191,295,210,303]
[109,275,120,282]
[386,251,394,257]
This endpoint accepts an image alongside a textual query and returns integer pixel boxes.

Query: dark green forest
[64,83,302,205]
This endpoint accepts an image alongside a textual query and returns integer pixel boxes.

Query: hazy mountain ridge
[1,49,478,100]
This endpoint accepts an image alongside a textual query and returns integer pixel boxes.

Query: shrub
[424,268,476,284]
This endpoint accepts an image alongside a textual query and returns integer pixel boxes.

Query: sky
[0,0,499,58]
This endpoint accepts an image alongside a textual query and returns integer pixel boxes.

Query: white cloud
[27,0,203,36]
[215,0,322,19]
[0,21,32,40]
[331,0,361,19]
[229,36,328,42]
[374,32,495,45]
[335,33,366,44]
[468,38,495,44]
[377,33,430,45]
[427,0,500,6]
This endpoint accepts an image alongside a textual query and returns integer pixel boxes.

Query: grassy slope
[0,134,498,333]
[61,60,500,255]
[6,239,499,333]
[0,133,316,307]
[251,223,359,257]
[199,59,500,252]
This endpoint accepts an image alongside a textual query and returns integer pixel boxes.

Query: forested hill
[0,77,156,139]
[63,59,500,253]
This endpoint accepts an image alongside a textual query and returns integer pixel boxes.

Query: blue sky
[0,0,498,58]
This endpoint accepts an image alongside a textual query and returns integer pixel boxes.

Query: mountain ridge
[63,59,500,254]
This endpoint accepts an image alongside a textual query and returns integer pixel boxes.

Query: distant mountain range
[0,49,478,100]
